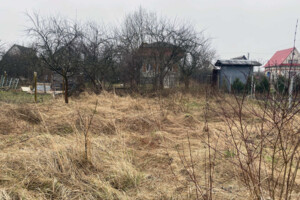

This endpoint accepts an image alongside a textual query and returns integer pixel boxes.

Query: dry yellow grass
[0,91,282,200]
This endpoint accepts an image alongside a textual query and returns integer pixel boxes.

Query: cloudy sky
[1,0,300,64]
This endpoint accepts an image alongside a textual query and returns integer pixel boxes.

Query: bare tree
[179,40,215,89]
[116,7,150,89]
[26,13,83,103]
[213,73,300,199]
[118,7,213,90]
[77,100,98,163]
[81,23,119,93]
[145,19,197,89]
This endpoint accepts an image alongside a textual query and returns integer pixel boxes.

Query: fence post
[14,79,19,89]
[8,78,12,88]
[4,71,7,86]
[43,83,46,93]
[34,72,37,103]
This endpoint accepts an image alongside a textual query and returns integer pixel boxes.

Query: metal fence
[0,75,19,89]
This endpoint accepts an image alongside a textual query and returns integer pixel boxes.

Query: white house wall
[283,48,300,64]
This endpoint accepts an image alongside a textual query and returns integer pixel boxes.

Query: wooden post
[34,72,37,103]
[43,82,46,93]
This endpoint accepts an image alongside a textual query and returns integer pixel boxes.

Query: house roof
[5,44,35,56]
[231,55,247,60]
[264,48,294,67]
[13,45,34,52]
[215,59,261,66]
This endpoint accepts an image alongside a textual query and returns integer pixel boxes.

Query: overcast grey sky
[1,0,300,63]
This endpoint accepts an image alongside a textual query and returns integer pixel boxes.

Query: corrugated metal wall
[219,66,253,91]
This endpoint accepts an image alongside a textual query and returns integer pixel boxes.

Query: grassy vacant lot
[0,90,299,199]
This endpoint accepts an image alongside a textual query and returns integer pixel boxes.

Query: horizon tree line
[0,7,215,103]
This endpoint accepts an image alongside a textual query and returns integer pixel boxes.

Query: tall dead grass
[0,91,279,199]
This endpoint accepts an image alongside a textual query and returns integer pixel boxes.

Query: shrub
[256,76,270,93]
[224,150,235,158]
[275,75,288,94]
[231,78,245,93]
[244,76,252,93]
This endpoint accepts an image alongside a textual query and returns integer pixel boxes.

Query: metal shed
[215,59,261,92]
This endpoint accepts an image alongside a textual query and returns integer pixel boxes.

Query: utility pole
[289,19,298,109]
[34,72,37,103]
[251,71,254,98]
[247,52,254,98]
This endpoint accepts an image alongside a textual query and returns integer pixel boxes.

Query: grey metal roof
[215,59,261,66]
[231,55,247,60]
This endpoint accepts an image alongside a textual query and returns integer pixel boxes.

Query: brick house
[138,42,184,88]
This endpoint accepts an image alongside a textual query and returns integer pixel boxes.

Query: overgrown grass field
[0,90,299,199]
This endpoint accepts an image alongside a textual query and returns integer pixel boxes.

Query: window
[288,60,298,64]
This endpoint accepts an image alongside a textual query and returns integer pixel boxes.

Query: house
[264,47,300,81]
[138,42,184,88]
[214,56,261,91]
[0,44,51,83]
[5,44,35,57]
[0,45,37,80]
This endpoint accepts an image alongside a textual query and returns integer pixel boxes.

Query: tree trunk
[130,78,137,91]
[93,80,101,94]
[152,76,158,91]
[101,80,106,91]
[184,76,190,89]
[159,76,164,90]
[64,76,69,104]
